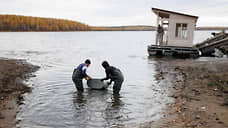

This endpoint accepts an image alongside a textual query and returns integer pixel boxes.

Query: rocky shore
[0,58,39,128]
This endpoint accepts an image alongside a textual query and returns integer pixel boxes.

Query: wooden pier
[148,45,200,57]
[194,33,228,56]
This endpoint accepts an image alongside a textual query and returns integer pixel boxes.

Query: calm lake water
[0,31,215,128]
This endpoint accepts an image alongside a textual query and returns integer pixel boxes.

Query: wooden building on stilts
[148,8,200,57]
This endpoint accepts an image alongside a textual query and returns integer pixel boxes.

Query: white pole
[156,13,160,45]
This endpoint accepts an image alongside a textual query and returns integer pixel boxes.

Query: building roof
[152,8,199,19]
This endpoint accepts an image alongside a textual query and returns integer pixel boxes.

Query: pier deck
[147,45,200,57]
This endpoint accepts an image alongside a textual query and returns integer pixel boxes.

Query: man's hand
[86,76,92,80]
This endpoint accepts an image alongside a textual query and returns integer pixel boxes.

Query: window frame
[175,23,188,40]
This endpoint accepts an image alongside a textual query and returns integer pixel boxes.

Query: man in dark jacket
[157,24,164,45]
[101,61,124,94]
[72,59,92,92]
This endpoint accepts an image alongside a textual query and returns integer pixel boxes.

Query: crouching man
[101,61,124,95]
[72,59,92,92]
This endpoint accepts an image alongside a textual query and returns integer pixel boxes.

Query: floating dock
[148,8,200,58]
[148,45,200,57]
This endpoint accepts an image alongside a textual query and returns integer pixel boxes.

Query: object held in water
[87,79,109,90]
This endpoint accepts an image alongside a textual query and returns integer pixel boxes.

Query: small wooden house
[152,8,198,47]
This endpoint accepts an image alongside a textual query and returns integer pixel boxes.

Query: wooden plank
[199,37,228,50]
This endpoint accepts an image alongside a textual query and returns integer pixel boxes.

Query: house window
[175,23,188,39]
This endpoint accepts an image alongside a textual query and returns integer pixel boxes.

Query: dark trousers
[113,72,124,94]
[72,78,84,92]
[72,69,84,92]
[113,80,123,94]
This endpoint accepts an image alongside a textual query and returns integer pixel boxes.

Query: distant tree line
[90,26,156,31]
[1,15,227,32]
[0,15,90,31]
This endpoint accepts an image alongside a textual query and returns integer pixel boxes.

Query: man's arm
[101,69,110,81]
[82,66,91,80]
[108,79,113,85]
[82,66,88,76]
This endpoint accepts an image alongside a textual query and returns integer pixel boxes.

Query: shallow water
[0,31,215,128]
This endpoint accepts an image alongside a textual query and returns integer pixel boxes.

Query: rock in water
[87,79,109,90]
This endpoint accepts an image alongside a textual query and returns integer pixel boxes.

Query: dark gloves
[108,81,112,85]
[101,78,107,81]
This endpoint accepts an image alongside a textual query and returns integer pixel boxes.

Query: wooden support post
[155,14,160,45]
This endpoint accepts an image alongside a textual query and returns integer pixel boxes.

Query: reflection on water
[73,92,86,107]
[72,90,126,128]
[104,95,125,128]
[0,31,215,128]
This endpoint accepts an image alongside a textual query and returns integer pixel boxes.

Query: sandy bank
[0,58,39,128]
[163,58,228,128]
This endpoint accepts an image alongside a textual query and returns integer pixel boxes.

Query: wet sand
[159,58,228,128]
[0,58,39,128]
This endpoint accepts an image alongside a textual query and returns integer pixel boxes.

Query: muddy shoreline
[0,57,228,128]
[158,58,228,128]
[0,58,39,128]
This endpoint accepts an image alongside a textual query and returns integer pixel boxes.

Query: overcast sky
[1,0,228,26]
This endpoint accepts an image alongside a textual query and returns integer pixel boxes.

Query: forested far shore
[196,27,228,31]
[0,15,90,31]
[90,26,156,31]
[0,15,227,31]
